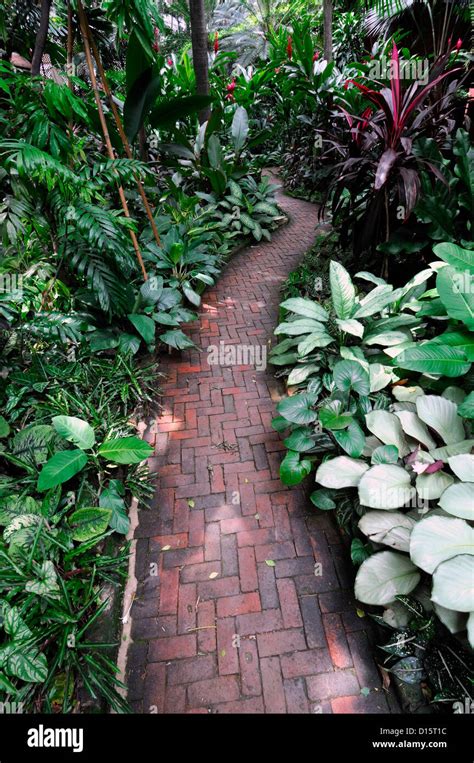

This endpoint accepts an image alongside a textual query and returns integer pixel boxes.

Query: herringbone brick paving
[126,179,395,714]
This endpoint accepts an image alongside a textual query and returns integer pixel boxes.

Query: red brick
[162,547,203,568]
[216,617,239,675]
[236,608,283,636]
[188,510,205,547]
[148,634,196,662]
[167,655,216,685]
[284,677,310,714]
[257,561,279,609]
[212,696,265,714]
[331,692,389,713]
[204,522,221,562]
[323,613,353,669]
[197,575,240,600]
[217,592,261,618]
[280,649,333,679]
[306,670,360,701]
[164,685,186,714]
[261,656,286,713]
[143,663,166,714]
[238,546,258,592]
[197,600,216,653]
[152,533,187,550]
[257,628,306,658]
[220,516,258,535]
[239,638,261,696]
[221,534,239,576]
[187,676,240,708]
[254,541,295,563]
[159,567,179,615]
[237,528,276,547]
[180,561,222,583]
[300,595,326,649]
[177,583,197,634]
[276,578,303,628]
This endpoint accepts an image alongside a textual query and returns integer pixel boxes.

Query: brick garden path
[126,179,395,714]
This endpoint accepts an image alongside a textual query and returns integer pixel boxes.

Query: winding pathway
[125,179,396,714]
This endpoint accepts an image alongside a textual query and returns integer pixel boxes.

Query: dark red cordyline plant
[214,32,219,54]
[326,43,462,260]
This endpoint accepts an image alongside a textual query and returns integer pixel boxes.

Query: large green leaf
[358,510,415,552]
[358,464,415,509]
[283,427,315,452]
[287,363,320,386]
[353,285,396,319]
[365,411,410,457]
[275,319,327,336]
[160,329,196,350]
[25,561,59,598]
[231,106,249,153]
[128,314,155,345]
[280,450,312,486]
[329,260,355,319]
[7,650,48,683]
[354,551,420,605]
[277,393,318,425]
[458,392,474,419]
[316,456,368,488]
[333,421,366,457]
[416,395,465,445]
[438,482,474,520]
[124,66,162,142]
[333,359,370,396]
[432,555,474,613]
[396,343,471,377]
[280,297,328,322]
[433,243,474,274]
[436,266,474,330]
[52,416,95,450]
[0,416,10,438]
[149,94,213,130]
[98,436,153,465]
[37,450,88,491]
[99,480,130,534]
[297,332,333,355]
[69,507,112,542]
[409,515,474,574]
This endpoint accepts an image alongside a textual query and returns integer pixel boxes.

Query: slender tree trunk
[31,0,52,75]
[323,0,333,63]
[189,0,211,123]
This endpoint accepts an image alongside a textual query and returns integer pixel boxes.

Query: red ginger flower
[214,32,219,53]
[153,27,160,53]
[455,38,462,51]
[313,51,319,62]
[286,36,292,59]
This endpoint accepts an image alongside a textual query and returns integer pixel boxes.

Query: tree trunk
[31,0,52,75]
[189,0,211,123]
[323,0,333,63]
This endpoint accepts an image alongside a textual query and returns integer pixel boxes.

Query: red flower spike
[214,32,219,54]
[455,38,462,51]
[287,36,292,59]
[313,51,319,62]
[167,58,173,66]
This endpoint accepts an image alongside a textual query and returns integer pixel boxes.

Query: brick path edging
[124,178,398,714]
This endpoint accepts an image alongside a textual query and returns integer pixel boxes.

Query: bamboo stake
[76,0,148,280]
[78,2,162,248]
